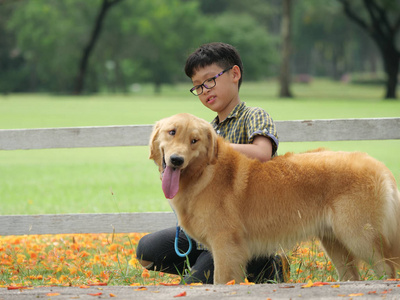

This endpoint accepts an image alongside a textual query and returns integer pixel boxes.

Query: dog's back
[219,143,400,281]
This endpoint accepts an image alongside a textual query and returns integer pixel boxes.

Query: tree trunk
[74,0,122,95]
[338,0,399,100]
[154,82,162,94]
[380,45,399,99]
[279,0,293,98]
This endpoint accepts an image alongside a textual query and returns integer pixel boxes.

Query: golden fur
[149,113,400,284]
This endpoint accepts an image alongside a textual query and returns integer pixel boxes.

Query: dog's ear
[149,121,162,163]
[207,125,218,165]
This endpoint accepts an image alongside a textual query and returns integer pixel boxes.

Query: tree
[207,12,278,81]
[291,1,372,79]
[74,0,122,95]
[279,0,293,98]
[338,0,400,99]
[0,2,27,93]
[6,0,101,93]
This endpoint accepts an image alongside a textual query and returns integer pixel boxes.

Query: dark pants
[136,227,282,284]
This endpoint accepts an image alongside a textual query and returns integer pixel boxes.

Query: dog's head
[149,113,218,199]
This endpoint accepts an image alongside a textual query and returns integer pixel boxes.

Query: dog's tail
[391,187,400,275]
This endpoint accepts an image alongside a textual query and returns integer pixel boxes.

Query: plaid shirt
[211,102,279,156]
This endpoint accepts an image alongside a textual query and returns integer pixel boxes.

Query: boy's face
[191,63,241,119]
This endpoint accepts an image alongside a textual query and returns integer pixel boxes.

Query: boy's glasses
[190,66,233,96]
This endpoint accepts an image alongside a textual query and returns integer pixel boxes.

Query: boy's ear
[231,65,241,84]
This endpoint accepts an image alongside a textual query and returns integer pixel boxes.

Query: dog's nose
[170,155,184,167]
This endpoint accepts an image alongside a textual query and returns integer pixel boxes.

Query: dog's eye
[191,139,198,144]
[169,130,176,136]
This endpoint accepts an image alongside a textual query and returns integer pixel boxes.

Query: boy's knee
[136,235,154,269]
[135,236,146,257]
[136,235,151,261]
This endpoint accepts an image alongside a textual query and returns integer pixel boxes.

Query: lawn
[1,79,400,287]
[1,79,399,215]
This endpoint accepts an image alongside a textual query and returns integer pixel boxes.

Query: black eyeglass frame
[189,66,234,96]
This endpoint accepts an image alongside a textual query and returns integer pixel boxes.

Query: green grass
[1,79,399,215]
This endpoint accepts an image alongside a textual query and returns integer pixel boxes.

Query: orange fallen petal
[301,280,314,288]
[130,283,141,286]
[88,283,108,286]
[331,285,340,288]
[348,293,364,296]
[173,291,187,297]
[386,278,400,281]
[312,282,330,287]
[368,291,377,294]
[134,287,147,291]
[240,278,254,285]
[226,280,235,285]
[46,293,60,296]
[88,293,103,296]
[109,293,117,297]
[7,286,30,290]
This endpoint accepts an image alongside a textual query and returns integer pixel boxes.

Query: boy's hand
[230,136,273,162]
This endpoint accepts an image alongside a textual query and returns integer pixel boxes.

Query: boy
[136,42,285,284]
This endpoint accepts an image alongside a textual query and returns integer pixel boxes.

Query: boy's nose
[203,87,211,95]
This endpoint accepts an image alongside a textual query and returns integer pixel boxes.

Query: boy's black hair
[185,42,243,89]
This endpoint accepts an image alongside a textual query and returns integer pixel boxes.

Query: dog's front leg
[211,238,249,284]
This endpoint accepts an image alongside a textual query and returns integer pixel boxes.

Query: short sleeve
[246,108,279,156]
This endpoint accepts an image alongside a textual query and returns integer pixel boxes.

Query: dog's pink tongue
[162,166,180,199]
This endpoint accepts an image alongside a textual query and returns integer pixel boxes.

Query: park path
[1,280,400,299]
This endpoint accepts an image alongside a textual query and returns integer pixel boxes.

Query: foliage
[2,0,278,94]
[1,0,394,94]
[207,12,279,79]
[6,0,97,93]
[292,0,377,78]
[97,0,208,93]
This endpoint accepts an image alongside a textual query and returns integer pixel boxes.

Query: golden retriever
[149,113,400,284]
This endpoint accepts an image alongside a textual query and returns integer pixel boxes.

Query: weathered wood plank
[1,118,399,150]
[0,212,176,236]
[276,118,400,142]
[0,125,153,150]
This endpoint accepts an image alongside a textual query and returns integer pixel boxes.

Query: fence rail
[1,118,400,151]
[1,117,399,236]
[0,213,176,236]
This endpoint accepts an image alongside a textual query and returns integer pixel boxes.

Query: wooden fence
[1,118,399,236]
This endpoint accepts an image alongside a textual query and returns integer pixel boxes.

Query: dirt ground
[1,280,400,299]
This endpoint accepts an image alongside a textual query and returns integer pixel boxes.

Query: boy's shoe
[246,254,290,283]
